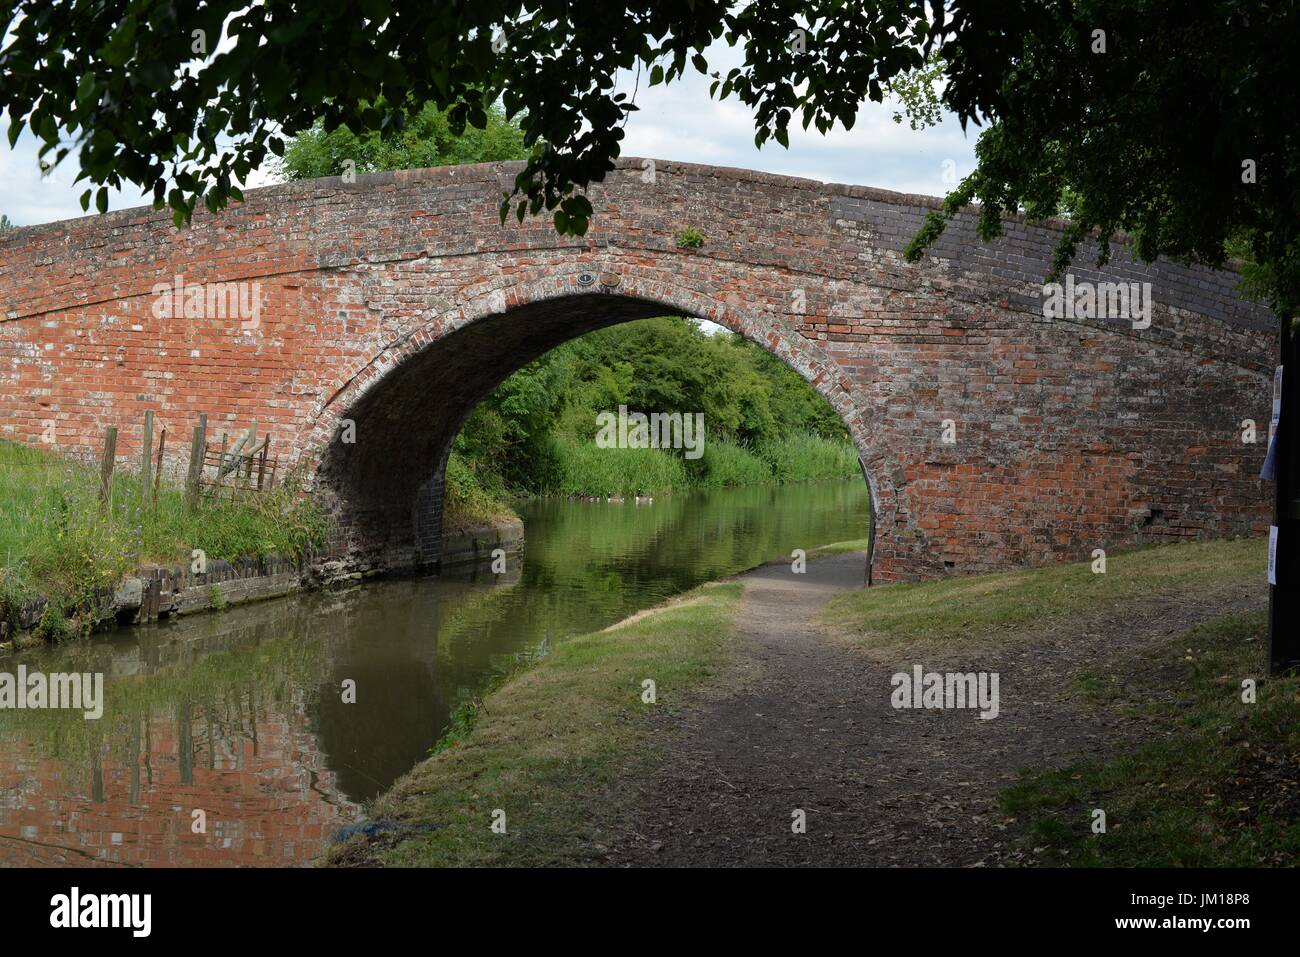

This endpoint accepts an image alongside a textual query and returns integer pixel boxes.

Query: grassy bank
[1002,609,1300,866]
[441,453,521,534]
[819,536,1266,650]
[542,431,860,497]
[817,533,1292,866]
[443,431,861,522]
[0,441,329,639]
[323,582,742,867]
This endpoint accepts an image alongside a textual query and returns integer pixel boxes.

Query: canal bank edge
[438,520,526,570]
[319,576,750,868]
[0,519,525,651]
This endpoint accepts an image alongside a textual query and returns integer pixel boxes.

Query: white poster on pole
[1268,525,1278,586]
[1270,364,1283,444]
[1261,365,1283,481]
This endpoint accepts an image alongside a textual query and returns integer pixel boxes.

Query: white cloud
[618,42,976,197]
[0,125,152,226]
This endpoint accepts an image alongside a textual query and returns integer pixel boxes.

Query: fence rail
[1,414,281,511]
[199,433,278,495]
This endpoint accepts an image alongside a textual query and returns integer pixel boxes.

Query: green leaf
[100,19,137,68]
[562,195,593,218]
[76,73,97,109]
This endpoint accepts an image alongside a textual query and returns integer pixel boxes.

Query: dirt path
[607,551,1266,867]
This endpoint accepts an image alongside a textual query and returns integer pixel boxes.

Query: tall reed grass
[0,441,329,637]
[508,431,860,498]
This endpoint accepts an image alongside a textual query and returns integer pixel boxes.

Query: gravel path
[607,551,1265,867]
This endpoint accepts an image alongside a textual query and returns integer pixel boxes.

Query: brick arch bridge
[0,159,1276,582]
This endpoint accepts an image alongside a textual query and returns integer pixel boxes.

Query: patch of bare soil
[604,553,1265,867]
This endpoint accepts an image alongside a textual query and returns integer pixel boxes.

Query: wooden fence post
[98,426,118,509]
[258,434,273,490]
[185,413,208,511]
[153,427,166,509]
[221,422,255,482]
[140,410,154,506]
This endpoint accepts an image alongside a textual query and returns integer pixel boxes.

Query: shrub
[674,226,705,248]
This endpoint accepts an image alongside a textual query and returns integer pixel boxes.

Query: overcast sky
[0,41,977,228]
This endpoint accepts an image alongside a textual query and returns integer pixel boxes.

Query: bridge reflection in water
[0,480,870,866]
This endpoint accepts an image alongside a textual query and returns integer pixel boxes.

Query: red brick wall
[0,159,1276,581]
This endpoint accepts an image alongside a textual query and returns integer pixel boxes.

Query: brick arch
[306,273,900,578]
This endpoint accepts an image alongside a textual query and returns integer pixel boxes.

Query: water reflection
[0,480,869,866]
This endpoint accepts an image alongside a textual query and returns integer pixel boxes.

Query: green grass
[684,439,770,488]
[530,431,860,498]
[808,537,871,557]
[1001,610,1300,866]
[0,440,329,636]
[545,433,690,497]
[322,582,742,867]
[442,451,521,533]
[819,536,1265,649]
[818,534,1292,866]
[757,432,862,483]
[447,427,861,505]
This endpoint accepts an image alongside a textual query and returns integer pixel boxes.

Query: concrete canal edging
[0,520,525,650]
[439,520,526,570]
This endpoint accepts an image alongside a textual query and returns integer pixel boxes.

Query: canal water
[0,480,869,866]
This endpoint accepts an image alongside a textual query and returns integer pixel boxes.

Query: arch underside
[314,291,879,574]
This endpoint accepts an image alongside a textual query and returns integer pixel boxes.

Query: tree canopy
[903,2,1300,319]
[456,316,851,495]
[1,1,939,231]
[276,102,527,180]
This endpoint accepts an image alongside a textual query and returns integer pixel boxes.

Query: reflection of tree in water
[312,579,452,802]
[517,481,872,631]
[310,569,530,802]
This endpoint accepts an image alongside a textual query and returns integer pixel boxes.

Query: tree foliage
[886,49,945,131]
[276,102,527,180]
[905,1,1300,318]
[0,1,933,230]
[457,317,849,494]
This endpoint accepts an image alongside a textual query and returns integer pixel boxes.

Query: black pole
[1268,314,1299,673]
